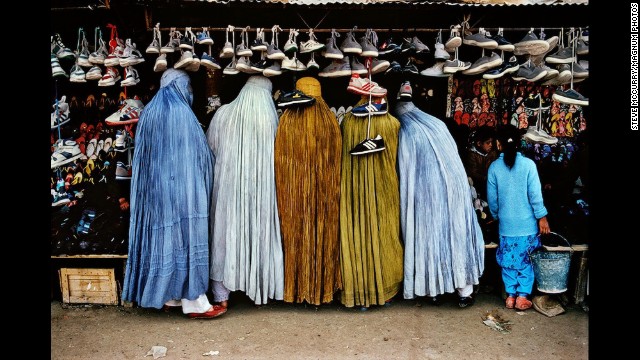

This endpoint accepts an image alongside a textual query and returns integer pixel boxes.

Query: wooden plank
[59,268,118,305]
[51,255,128,259]
[573,252,589,304]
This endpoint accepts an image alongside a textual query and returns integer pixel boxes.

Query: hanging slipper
[85,158,95,176]
[86,138,97,158]
[72,171,83,185]
[103,137,113,153]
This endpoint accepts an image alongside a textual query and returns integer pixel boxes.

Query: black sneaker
[491,33,515,52]
[402,60,419,75]
[179,36,194,50]
[384,61,402,75]
[400,38,416,54]
[377,36,401,56]
[250,58,270,73]
[552,88,589,106]
[350,135,386,155]
[276,89,315,108]
[483,55,519,79]
[458,296,475,308]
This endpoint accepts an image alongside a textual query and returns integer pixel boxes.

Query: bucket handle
[542,232,573,253]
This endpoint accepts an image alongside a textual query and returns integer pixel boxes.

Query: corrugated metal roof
[192,0,588,6]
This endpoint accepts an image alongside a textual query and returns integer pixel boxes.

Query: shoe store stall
[50,0,590,306]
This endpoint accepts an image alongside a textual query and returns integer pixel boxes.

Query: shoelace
[331,28,340,47]
[271,25,282,47]
[154,23,162,46]
[307,28,318,44]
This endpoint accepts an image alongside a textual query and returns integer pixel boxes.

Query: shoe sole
[512,70,547,82]
[372,62,390,73]
[462,39,498,49]
[116,175,132,180]
[121,78,140,87]
[188,307,227,319]
[324,52,344,60]
[497,44,515,52]
[52,198,71,207]
[350,147,386,155]
[545,56,576,64]
[462,58,503,75]
[277,100,314,108]
[341,47,362,54]
[351,69,368,75]
[351,110,388,117]
[51,153,83,169]
[346,85,387,97]
[318,70,352,77]
[444,37,462,51]
[106,118,139,126]
[197,40,214,45]
[201,60,222,70]
[514,40,550,56]
[483,64,519,79]
[264,69,283,77]
[552,93,588,106]
[443,64,471,73]
[361,50,379,57]
[267,53,286,60]
[523,132,558,145]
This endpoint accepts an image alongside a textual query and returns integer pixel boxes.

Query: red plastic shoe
[187,305,227,319]
[515,296,532,310]
[505,296,515,309]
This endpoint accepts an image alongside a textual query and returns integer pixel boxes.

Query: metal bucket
[530,232,573,294]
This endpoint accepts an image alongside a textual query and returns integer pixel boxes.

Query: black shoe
[276,89,315,108]
[349,135,386,156]
[250,59,270,73]
[402,61,419,75]
[384,61,402,75]
[458,296,475,308]
[400,38,416,54]
[429,295,441,306]
[378,36,401,56]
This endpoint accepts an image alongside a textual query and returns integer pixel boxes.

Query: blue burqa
[123,69,214,308]
[394,101,484,298]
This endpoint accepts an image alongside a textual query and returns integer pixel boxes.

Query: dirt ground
[51,290,588,360]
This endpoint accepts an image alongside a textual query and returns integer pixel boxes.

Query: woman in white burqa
[206,75,284,306]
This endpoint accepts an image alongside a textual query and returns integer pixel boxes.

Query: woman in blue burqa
[122,69,226,319]
[394,99,485,308]
[206,75,284,306]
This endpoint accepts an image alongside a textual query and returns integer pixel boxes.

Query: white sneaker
[121,41,145,67]
[85,65,103,80]
[51,139,82,169]
[98,67,120,86]
[523,126,558,145]
[220,25,235,58]
[89,38,108,64]
[346,74,387,97]
[154,53,167,72]
[299,29,325,53]
[51,96,71,129]
[223,57,240,75]
[185,53,201,72]
[420,61,451,77]
[105,98,145,125]
[174,50,195,69]
[281,56,307,71]
[318,56,351,77]
[113,130,133,152]
[51,54,67,78]
[121,66,140,87]
[284,28,299,53]
[69,63,87,83]
[307,53,320,70]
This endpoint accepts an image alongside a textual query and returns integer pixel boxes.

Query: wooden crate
[59,268,118,305]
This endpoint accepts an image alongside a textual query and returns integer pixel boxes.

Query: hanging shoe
[69,62,87,83]
[154,53,168,72]
[351,98,388,117]
[98,67,120,86]
[146,23,161,54]
[340,27,362,55]
[349,135,386,156]
[201,52,221,70]
[105,98,145,125]
[196,27,214,45]
[283,28,299,53]
[120,66,140,87]
[51,96,71,129]
[220,25,235,58]
[85,65,103,80]
[51,54,68,79]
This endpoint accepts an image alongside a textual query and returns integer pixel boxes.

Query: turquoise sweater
[487,153,548,237]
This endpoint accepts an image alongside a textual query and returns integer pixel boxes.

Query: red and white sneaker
[105,98,145,125]
[346,74,387,97]
[98,67,121,87]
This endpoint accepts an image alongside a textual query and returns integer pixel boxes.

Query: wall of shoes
[51,2,590,255]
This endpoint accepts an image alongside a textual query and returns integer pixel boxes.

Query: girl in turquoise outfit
[487,125,551,311]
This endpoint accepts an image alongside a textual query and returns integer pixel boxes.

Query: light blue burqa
[395,101,484,298]
[123,69,214,308]
[206,76,284,305]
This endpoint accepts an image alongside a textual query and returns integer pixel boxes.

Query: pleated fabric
[394,101,484,299]
[206,76,284,305]
[123,69,214,309]
[339,98,404,308]
[274,77,343,305]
